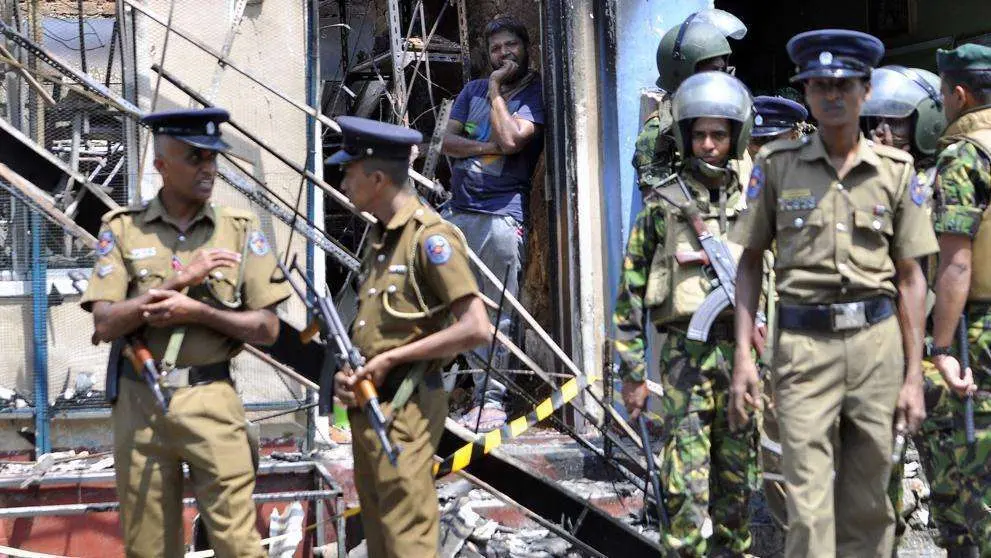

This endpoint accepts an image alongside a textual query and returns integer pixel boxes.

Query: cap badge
[819,51,833,66]
[754,114,764,126]
[206,121,216,135]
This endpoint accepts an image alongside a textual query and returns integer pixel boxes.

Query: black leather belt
[779,296,895,333]
[378,365,444,401]
[122,358,231,387]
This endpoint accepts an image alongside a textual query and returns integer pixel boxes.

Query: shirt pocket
[125,256,170,295]
[775,208,825,268]
[850,209,893,270]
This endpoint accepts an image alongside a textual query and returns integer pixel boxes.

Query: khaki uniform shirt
[731,133,938,304]
[351,195,479,384]
[81,195,291,366]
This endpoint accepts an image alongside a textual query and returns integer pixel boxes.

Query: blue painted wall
[604,0,712,310]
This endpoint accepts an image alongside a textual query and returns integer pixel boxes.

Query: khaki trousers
[113,377,265,558]
[774,315,903,558]
[351,386,448,558]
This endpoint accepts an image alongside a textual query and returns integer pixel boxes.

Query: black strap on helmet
[672,12,699,62]
[888,65,942,109]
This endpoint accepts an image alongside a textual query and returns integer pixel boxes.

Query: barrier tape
[433,373,599,477]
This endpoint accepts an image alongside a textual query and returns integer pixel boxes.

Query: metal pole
[304,0,321,454]
[456,0,470,84]
[386,0,407,123]
[0,490,339,519]
[76,0,87,73]
[30,209,50,456]
[26,0,50,458]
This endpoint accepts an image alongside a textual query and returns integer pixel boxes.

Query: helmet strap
[672,13,699,61]
[690,157,730,179]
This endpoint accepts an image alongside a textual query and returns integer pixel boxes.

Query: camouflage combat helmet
[861,66,946,156]
[672,71,754,160]
[656,9,746,91]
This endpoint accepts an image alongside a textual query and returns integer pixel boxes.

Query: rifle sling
[655,182,712,255]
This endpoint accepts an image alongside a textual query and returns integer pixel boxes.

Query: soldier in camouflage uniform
[614,72,761,558]
[860,65,950,550]
[928,44,991,558]
[633,9,746,200]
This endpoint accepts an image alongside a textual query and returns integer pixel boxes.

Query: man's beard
[492,52,529,83]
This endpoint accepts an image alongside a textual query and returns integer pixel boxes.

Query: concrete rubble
[324,427,947,558]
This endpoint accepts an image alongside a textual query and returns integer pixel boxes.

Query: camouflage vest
[644,173,745,325]
[943,108,991,301]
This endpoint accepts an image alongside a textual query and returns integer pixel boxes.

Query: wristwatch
[929,345,954,357]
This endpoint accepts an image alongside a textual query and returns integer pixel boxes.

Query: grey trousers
[443,207,524,409]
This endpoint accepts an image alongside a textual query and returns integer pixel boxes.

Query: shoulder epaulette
[870,141,914,164]
[757,137,806,159]
[412,204,442,227]
[101,204,144,223]
[216,206,256,221]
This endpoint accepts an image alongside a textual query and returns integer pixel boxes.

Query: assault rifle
[958,314,976,445]
[68,272,170,412]
[122,338,169,413]
[664,177,740,342]
[278,256,400,466]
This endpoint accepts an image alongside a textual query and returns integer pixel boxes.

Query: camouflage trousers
[917,313,991,556]
[657,331,760,557]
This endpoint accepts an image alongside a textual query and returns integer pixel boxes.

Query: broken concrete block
[439,502,479,558]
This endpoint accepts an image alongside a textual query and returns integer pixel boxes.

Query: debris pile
[0,386,29,411]
[898,442,935,535]
[51,371,106,410]
[438,490,587,558]
[0,450,114,487]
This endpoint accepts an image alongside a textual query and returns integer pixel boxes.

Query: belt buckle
[160,367,190,389]
[831,302,867,331]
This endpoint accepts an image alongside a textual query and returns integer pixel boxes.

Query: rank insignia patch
[424,234,452,265]
[248,231,270,256]
[96,230,115,257]
[747,164,765,200]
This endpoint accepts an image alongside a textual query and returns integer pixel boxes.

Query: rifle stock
[122,338,169,412]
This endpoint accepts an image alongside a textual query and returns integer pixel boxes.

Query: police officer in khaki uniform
[747,96,809,159]
[81,108,291,558]
[728,31,937,557]
[328,116,490,558]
